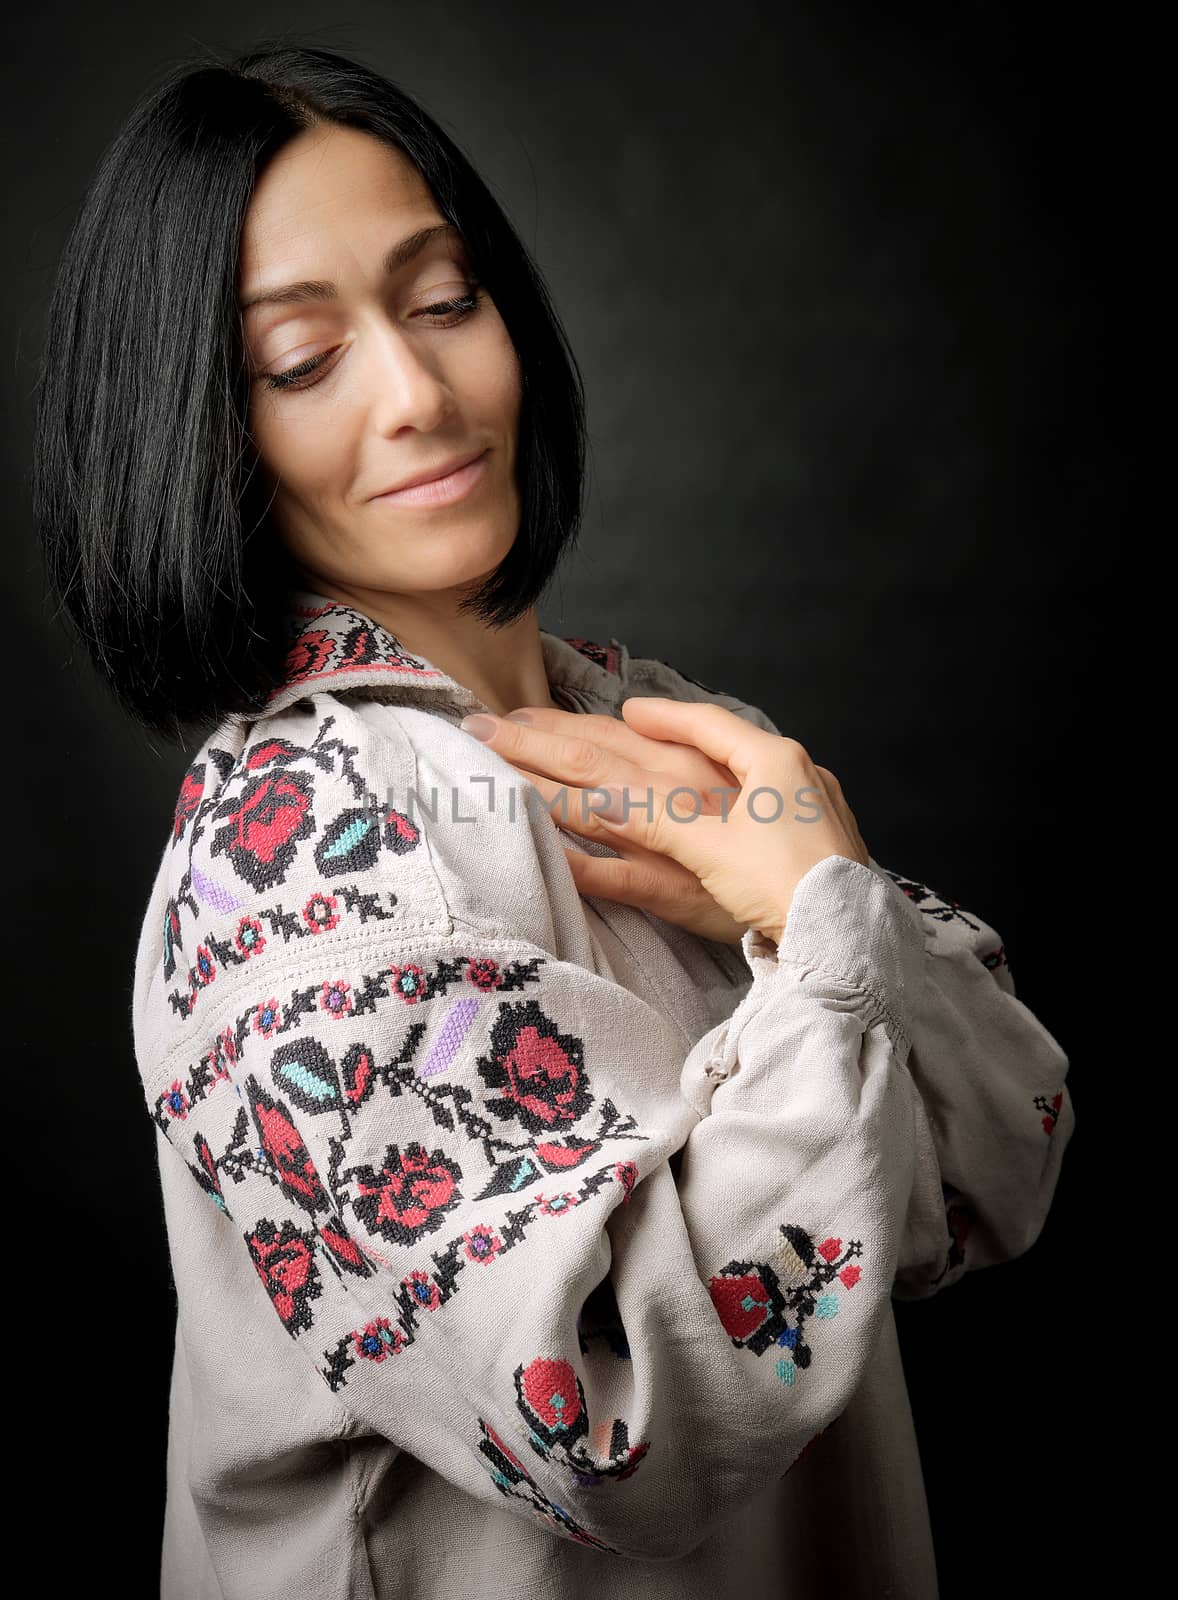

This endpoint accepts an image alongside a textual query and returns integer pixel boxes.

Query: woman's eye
[260,283,484,392]
[417,282,484,324]
[262,350,334,391]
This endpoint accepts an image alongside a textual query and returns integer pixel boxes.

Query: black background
[5,3,1127,1593]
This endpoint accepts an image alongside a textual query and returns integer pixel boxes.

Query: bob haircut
[31,42,587,744]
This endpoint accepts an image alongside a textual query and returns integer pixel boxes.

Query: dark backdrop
[6,3,1123,1593]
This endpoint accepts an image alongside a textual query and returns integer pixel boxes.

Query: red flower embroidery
[235,915,266,959]
[248,1079,329,1214]
[388,963,427,1003]
[463,1223,504,1264]
[478,999,592,1136]
[403,1269,442,1311]
[353,1318,405,1362]
[518,1356,584,1432]
[320,980,353,1018]
[348,1143,464,1246]
[284,629,334,683]
[163,1079,189,1121]
[466,957,502,991]
[172,765,205,841]
[253,998,283,1038]
[709,1271,773,1341]
[247,1218,321,1334]
[211,769,316,893]
[615,1160,638,1203]
[303,892,340,933]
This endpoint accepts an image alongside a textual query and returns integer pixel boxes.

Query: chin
[400,516,516,564]
[362,533,517,592]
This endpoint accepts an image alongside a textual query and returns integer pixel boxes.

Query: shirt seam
[753,951,915,1052]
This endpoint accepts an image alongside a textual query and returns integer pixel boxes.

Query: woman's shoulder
[134,685,584,1077]
[135,695,452,1053]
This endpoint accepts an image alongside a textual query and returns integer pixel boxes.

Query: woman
[32,42,1073,1600]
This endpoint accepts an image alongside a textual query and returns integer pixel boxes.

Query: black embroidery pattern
[477,999,592,1136]
[321,1153,629,1394]
[1035,1090,1064,1134]
[708,1224,864,1387]
[882,869,1010,974]
[476,1414,622,1553]
[881,869,981,932]
[164,713,426,1020]
[154,947,549,1139]
[154,942,653,1399]
[276,608,440,702]
[165,881,402,1019]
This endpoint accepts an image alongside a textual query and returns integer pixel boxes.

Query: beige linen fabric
[132,590,1074,1598]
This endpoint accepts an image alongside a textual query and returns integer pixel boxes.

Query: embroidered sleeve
[637,669,1077,1304]
[142,832,930,1560]
[861,860,1074,1299]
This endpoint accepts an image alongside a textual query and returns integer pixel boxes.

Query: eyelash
[261,283,484,392]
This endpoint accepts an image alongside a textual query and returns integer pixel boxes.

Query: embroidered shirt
[132,588,1074,1599]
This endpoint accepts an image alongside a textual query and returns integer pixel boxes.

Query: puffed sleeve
[677,677,1076,1302]
[140,846,938,1563]
[860,860,1074,1299]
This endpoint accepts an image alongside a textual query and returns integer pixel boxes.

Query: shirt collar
[239,587,626,724]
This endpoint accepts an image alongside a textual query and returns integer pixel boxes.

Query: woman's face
[238,123,523,600]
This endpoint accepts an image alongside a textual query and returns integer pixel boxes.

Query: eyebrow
[239,221,463,314]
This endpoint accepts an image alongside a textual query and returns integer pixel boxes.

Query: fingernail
[504,710,533,724]
[460,714,498,741]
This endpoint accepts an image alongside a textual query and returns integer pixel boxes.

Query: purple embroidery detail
[191,863,241,914]
[421,997,480,1078]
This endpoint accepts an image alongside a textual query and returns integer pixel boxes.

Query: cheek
[466,316,523,427]
[248,394,357,502]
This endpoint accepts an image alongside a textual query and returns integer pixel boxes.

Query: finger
[812,765,850,830]
[813,764,869,865]
[616,696,783,786]
[464,708,651,787]
[563,844,708,914]
[509,763,675,844]
[496,703,745,810]
[503,705,658,766]
[563,849,748,945]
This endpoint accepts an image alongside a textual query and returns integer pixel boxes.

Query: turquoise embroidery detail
[322,817,373,859]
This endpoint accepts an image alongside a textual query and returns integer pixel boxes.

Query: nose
[363,312,455,438]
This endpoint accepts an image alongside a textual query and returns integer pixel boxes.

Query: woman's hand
[460,697,869,946]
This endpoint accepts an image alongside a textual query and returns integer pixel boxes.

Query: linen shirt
[131,587,1075,1599]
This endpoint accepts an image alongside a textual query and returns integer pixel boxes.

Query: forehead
[239,123,440,273]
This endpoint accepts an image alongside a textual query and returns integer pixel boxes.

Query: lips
[371,447,487,499]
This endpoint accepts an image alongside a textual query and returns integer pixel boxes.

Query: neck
[295,575,558,717]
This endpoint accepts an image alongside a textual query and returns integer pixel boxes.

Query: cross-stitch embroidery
[708,1224,864,1387]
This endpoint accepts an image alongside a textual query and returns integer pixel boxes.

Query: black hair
[31,40,587,744]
